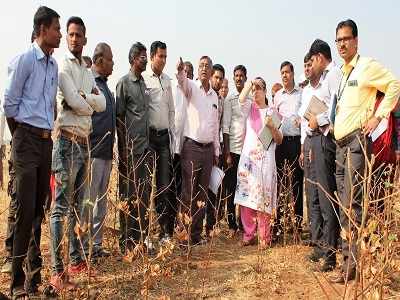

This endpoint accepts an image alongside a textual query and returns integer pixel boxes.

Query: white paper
[370,118,388,142]
[208,166,225,195]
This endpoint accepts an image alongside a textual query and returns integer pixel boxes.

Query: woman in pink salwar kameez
[234,77,282,249]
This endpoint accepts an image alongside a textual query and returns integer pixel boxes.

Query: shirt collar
[342,54,359,75]
[129,70,140,82]
[282,85,300,95]
[91,68,107,82]
[195,80,214,96]
[32,42,54,64]
[66,51,87,67]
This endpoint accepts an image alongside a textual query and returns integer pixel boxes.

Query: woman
[234,77,283,249]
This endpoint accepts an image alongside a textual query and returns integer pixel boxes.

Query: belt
[336,129,361,148]
[283,135,300,141]
[150,127,168,137]
[185,137,213,148]
[17,123,51,139]
[59,129,88,145]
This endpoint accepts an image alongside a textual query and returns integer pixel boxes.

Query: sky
[0,0,399,139]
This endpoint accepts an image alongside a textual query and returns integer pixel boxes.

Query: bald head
[92,42,114,77]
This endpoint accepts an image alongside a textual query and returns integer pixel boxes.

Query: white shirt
[298,83,321,144]
[173,82,187,154]
[273,86,302,136]
[177,71,220,156]
[57,51,106,137]
[222,92,251,154]
[316,62,343,126]
[143,69,175,133]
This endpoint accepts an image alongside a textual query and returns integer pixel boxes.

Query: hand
[214,156,219,166]
[308,114,318,130]
[299,152,304,169]
[363,116,381,135]
[265,116,275,130]
[224,152,232,169]
[177,57,184,72]
[79,90,86,99]
[92,87,99,95]
[252,78,264,89]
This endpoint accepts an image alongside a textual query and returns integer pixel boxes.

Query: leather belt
[149,127,168,137]
[185,137,213,148]
[336,129,361,148]
[17,123,51,139]
[59,129,88,145]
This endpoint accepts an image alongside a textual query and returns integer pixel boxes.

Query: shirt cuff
[316,112,330,127]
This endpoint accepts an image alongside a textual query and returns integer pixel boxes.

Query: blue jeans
[49,136,89,274]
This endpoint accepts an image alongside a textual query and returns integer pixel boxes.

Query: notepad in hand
[258,110,282,150]
[303,96,328,121]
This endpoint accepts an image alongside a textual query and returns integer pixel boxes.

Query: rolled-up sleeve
[58,62,94,116]
[4,54,31,118]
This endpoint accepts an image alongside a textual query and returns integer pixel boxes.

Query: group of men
[2,5,400,299]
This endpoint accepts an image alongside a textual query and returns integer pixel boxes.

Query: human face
[234,69,246,92]
[336,26,358,63]
[309,54,325,82]
[280,65,294,89]
[252,83,266,105]
[184,64,193,80]
[220,79,229,98]
[211,70,224,92]
[67,23,86,57]
[151,47,167,75]
[99,46,114,77]
[42,17,62,49]
[303,60,312,80]
[198,58,212,83]
[133,50,147,74]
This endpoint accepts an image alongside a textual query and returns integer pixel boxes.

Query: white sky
[1,0,399,138]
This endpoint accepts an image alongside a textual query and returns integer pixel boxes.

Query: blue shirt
[4,42,58,130]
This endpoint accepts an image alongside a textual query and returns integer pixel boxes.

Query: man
[330,19,400,283]
[305,39,342,272]
[4,6,61,298]
[220,78,229,99]
[81,43,115,259]
[222,65,249,235]
[274,61,304,235]
[143,41,175,243]
[116,42,152,254]
[176,56,220,245]
[271,83,283,102]
[173,61,194,207]
[206,63,225,237]
[49,16,106,290]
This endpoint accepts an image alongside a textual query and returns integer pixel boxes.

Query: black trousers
[149,131,176,237]
[275,136,304,230]
[304,136,322,245]
[311,133,339,264]
[224,152,241,231]
[11,127,52,295]
[119,151,152,253]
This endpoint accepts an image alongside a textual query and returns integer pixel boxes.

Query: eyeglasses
[136,55,147,61]
[335,36,354,44]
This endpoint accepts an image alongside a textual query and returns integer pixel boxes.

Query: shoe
[240,238,256,247]
[48,272,77,294]
[329,270,355,284]
[145,237,156,256]
[313,262,335,273]
[159,234,172,246]
[93,248,111,258]
[192,238,207,246]
[307,250,323,263]
[1,257,12,273]
[68,262,96,277]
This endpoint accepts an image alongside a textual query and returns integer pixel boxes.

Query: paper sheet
[208,166,225,195]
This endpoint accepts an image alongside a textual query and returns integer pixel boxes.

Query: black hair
[304,52,311,63]
[66,16,86,35]
[280,61,294,72]
[150,41,166,58]
[234,65,247,77]
[336,19,358,38]
[128,42,146,65]
[33,6,60,37]
[309,39,332,60]
[212,64,225,77]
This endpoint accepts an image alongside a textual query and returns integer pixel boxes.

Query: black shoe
[307,250,323,262]
[313,262,335,273]
[1,257,12,274]
[93,248,111,258]
[329,270,355,284]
